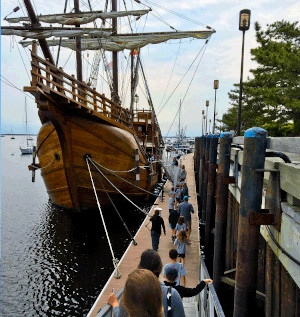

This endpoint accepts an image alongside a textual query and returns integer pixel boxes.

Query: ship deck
[88,153,200,316]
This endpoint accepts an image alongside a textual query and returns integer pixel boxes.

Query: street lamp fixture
[213,80,219,134]
[205,100,209,135]
[237,9,251,136]
[202,110,205,136]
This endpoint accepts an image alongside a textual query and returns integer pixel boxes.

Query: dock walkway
[89,153,200,316]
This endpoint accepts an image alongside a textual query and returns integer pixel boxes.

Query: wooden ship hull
[26,45,162,212]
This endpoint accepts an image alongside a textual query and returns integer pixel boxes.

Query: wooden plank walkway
[88,153,200,316]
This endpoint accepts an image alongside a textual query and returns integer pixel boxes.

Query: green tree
[222,20,300,136]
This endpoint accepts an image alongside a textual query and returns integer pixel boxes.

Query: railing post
[233,127,268,317]
[213,132,232,293]
[93,87,97,111]
[31,41,38,86]
[71,74,76,101]
[201,135,211,222]
[82,81,87,105]
[46,58,50,87]
[205,134,219,251]
[135,149,140,186]
[58,67,64,93]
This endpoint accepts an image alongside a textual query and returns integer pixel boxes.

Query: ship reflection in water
[1,136,150,316]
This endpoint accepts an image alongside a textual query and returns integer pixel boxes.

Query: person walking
[164,267,213,298]
[163,249,187,286]
[180,183,188,201]
[179,165,186,182]
[150,207,166,251]
[174,230,188,265]
[177,196,194,241]
[175,216,187,236]
[169,187,176,213]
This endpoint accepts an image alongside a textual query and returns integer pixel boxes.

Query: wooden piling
[213,132,232,293]
[205,134,219,250]
[233,127,268,317]
[201,136,210,221]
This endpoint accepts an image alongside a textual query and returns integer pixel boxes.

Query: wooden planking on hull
[37,117,159,211]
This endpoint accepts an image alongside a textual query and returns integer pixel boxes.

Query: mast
[74,0,83,82]
[112,0,118,102]
[178,99,181,145]
[130,49,134,112]
[23,0,54,64]
[25,96,28,146]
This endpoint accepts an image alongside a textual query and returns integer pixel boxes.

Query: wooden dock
[88,153,200,316]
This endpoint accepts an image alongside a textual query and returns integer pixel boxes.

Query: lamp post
[202,110,205,136]
[134,94,139,112]
[213,80,219,134]
[236,9,251,136]
[206,100,209,135]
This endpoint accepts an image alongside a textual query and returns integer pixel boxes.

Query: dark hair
[166,268,178,282]
[123,269,163,317]
[138,249,162,278]
[171,187,174,191]
[169,249,178,260]
[178,216,185,225]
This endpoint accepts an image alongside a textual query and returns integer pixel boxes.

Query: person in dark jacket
[150,207,166,251]
[164,267,213,298]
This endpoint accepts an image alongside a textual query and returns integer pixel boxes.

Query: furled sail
[1,27,111,40]
[6,10,151,25]
[20,31,214,52]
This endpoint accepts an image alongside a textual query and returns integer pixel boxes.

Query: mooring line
[90,162,137,246]
[88,157,149,217]
[86,158,121,278]
[91,158,159,197]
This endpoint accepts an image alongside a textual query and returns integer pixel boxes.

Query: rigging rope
[165,39,210,137]
[157,41,208,115]
[86,157,121,278]
[91,158,159,197]
[87,157,149,216]
[0,75,35,101]
[90,162,138,245]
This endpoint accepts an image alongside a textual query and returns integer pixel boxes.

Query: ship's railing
[198,255,225,317]
[29,43,133,129]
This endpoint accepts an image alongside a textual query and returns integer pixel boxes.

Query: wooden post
[58,67,64,93]
[201,135,211,221]
[93,88,97,111]
[233,127,267,317]
[46,58,50,87]
[205,134,219,250]
[32,146,36,182]
[213,132,232,293]
[31,41,38,86]
[71,74,76,101]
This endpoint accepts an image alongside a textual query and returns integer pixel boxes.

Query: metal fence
[198,255,225,317]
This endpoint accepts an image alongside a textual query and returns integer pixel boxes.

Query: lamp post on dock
[205,100,209,135]
[236,9,251,136]
[213,80,219,134]
[202,110,205,136]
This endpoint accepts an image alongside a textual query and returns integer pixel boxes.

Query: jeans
[151,230,161,251]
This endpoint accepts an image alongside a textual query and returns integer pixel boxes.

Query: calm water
[1,135,151,316]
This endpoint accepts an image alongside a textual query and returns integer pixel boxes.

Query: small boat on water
[20,97,33,155]
[2,0,214,211]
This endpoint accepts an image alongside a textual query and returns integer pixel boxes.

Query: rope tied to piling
[86,157,121,279]
[87,157,150,217]
[91,158,160,198]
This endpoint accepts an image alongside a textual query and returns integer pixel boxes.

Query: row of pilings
[194,128,268,317]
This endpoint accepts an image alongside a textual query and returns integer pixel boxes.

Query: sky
[1,0,300,136]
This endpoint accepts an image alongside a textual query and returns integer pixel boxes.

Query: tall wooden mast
[74,0,83,82]
[112,0,118,102]
[23,0,54,64]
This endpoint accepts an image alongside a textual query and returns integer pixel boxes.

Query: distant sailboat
[19,97,33,154]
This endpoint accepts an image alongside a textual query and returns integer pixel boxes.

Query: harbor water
[1,136,148,316]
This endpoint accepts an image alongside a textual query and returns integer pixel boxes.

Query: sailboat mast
[25,96,29,146]
[178,99,181,144]
[112,0,118,101]
[23,0,54,64]
[74,0,83,82]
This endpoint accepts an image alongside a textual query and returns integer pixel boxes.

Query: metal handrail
[198,255,225,317]
[95,286,124,317]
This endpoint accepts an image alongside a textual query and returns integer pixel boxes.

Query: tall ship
[2,0,214,211]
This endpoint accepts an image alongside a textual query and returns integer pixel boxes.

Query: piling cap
[244,127,267,138]
[220,132,232,138]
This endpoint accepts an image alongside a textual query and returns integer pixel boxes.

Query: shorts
[178,253,185,258]
[186,220,191,229]
[176,197,181,203]
[170,223,176,229]
[169,209,174,213]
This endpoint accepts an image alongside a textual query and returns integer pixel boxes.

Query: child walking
[175,216,187,236]
[174,229,188,265]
